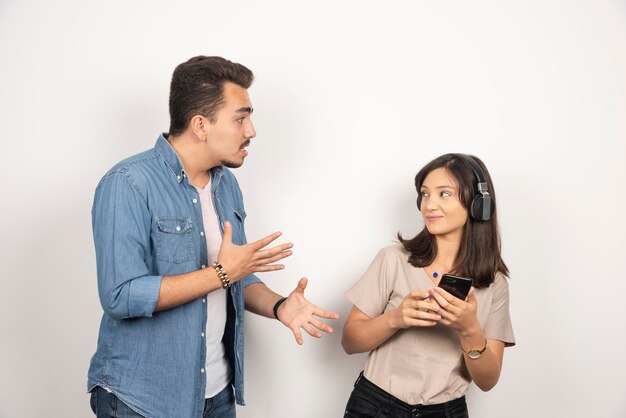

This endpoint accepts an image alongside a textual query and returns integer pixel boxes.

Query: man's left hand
[277,278,340,345]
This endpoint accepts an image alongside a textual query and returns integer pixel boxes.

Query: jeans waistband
[354,372,466,413]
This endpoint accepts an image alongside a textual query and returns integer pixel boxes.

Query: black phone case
[438,274,473,300]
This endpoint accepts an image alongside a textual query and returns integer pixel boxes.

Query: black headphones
[456,154,493,222]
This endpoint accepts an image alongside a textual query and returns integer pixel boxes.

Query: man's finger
[309,318,334,334]
[302,323,322,338]
[222,221,233,244]
[313,307,340,320]
[255,250,292,266]
[296,277,308,294]
[292,328,303,345]
[251,231,282,250]
[255,264,285,272]
[256,243,293,259]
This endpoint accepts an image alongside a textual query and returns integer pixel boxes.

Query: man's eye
[236,117,245,124]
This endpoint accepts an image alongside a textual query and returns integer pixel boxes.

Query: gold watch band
[462,338,487,358]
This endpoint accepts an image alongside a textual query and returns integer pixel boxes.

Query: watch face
[468,350,481,359]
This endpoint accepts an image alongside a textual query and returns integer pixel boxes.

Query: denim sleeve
[92,171,162,319]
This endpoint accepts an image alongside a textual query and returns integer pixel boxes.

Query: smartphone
[438,274,473,300]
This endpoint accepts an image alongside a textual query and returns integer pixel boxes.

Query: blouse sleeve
[484,274,516,346]
[345,247,395,318]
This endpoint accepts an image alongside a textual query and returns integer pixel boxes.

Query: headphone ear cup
[470,195,493,221]
[470,196,484,221]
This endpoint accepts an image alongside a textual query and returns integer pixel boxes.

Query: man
[88,56,339,418]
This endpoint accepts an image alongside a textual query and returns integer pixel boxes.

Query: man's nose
[245,120,256,139]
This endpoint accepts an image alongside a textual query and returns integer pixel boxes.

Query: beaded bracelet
[212,261,232,289]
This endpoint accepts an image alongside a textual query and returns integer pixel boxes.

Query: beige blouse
[346,244,515,405]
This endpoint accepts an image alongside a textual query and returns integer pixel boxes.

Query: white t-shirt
[194,179,230,398]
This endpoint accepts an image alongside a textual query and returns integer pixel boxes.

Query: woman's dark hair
[397,154,509,288]
[168,56,254,136]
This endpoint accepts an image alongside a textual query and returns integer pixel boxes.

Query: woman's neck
[429,233,462,273]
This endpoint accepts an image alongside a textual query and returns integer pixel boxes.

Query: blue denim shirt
[87,134,261,418]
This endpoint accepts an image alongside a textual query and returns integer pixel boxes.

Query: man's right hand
[217,221,293,282]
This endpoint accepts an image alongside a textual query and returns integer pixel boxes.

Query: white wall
[1,1,625,417]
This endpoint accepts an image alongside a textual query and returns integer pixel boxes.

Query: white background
[1,1,625,417]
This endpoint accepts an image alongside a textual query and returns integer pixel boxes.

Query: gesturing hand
[217,221,293,282]
[276,278,340,345]
[389,290,442,329]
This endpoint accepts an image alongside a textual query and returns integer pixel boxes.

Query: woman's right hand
[389,290,441,329]
[216,221,293,282]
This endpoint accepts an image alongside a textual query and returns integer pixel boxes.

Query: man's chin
[222,159,244,169]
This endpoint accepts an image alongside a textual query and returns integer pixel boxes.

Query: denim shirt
[87,134,261,418]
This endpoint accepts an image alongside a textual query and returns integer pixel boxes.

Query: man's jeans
[90,385,236,418]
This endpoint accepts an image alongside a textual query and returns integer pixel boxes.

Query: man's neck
[167,133,216,188]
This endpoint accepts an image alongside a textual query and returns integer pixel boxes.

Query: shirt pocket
[155,217,196,263]
[233,208,246,223]
[231,208,247,243]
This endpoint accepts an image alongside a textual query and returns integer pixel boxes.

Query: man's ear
[190,115,209,141]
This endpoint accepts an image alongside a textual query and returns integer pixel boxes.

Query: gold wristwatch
[462,339,487,359]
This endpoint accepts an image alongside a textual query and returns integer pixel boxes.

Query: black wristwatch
[272,297,287,320]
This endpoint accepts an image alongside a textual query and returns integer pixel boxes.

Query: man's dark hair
[168,56,254,136]
[397,154,509,288]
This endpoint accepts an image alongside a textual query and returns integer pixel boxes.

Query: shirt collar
[154,133,223,184]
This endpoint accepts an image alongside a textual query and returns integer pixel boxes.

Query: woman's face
[420,167,469,240]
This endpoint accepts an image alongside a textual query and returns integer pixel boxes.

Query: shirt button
[175,225,181,232]
[202,299,206,303]
[176,175,181,181]
[201,265,206,269]
[192,198,198,204]
[201,332,205,337]
[201,368,205,373]
[200,231,204,236]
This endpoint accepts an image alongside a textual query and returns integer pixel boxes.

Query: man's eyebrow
[235,107,253,114]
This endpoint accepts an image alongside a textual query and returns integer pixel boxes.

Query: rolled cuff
[241,273,262,288]
[127,275,162,318]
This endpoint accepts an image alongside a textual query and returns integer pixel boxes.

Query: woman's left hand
[428,287,480,335]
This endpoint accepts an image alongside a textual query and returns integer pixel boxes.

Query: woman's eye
[441,191,452,197]
[420,191,429,197]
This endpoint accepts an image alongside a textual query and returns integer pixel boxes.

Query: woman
[342,154,515,418]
